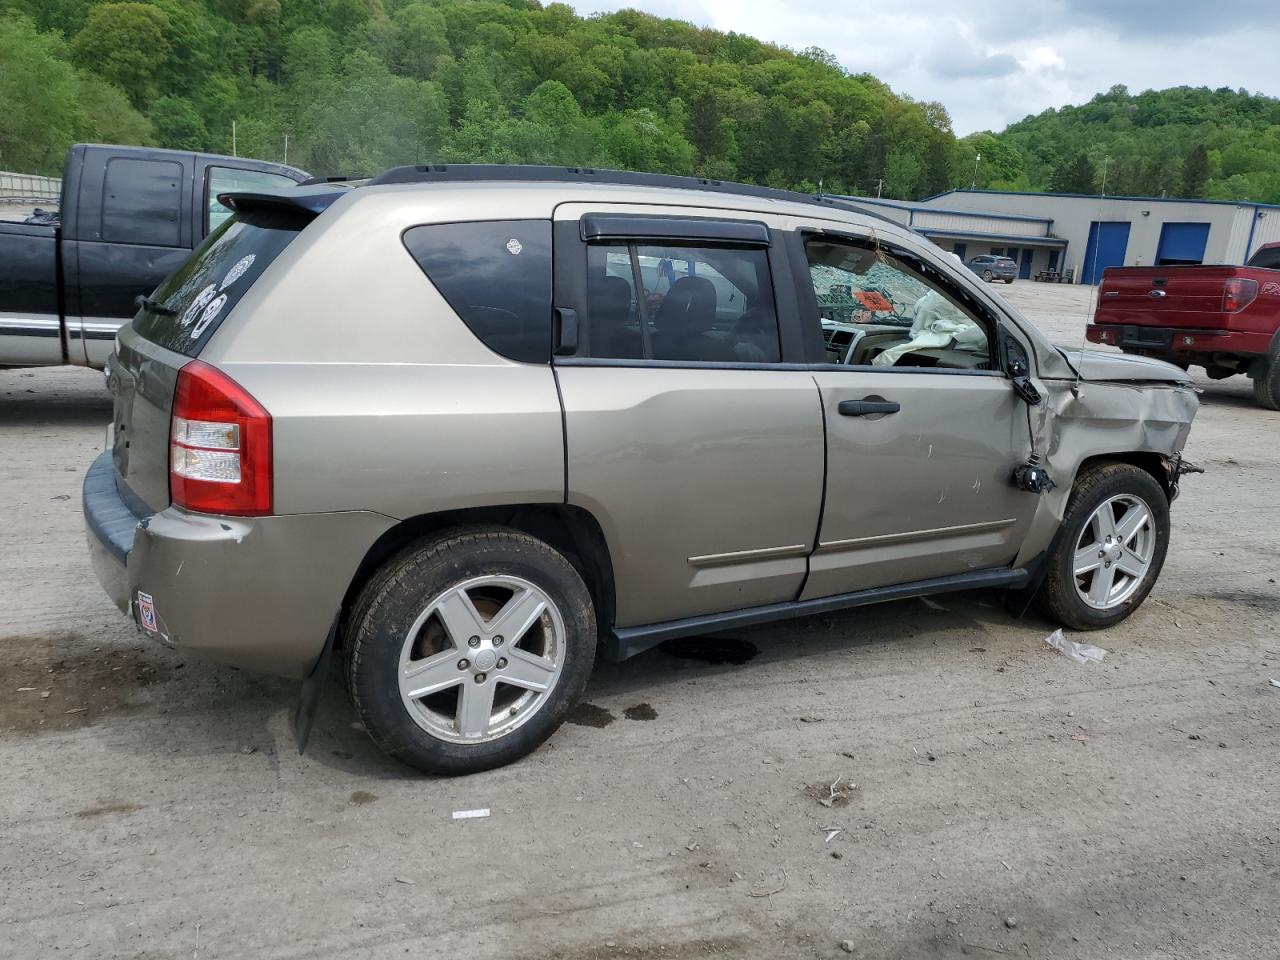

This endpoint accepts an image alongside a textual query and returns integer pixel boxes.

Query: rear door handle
[838,398,901,417]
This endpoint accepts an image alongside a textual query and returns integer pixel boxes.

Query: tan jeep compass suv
[84,166,1199,774]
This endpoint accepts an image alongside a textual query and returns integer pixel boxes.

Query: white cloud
[567,0,1280,134]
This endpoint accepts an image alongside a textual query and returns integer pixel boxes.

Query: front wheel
[345,528,596,775]
[982,270,994,282]
[1040,463,1170,630]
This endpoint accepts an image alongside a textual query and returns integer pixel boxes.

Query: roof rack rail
[364,163,893,223]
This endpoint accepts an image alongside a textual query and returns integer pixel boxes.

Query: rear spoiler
[216,184,348,220]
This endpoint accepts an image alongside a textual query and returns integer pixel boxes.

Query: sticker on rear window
[136,591,157,633]
[180,284,218,328]
[221,254,256,290]
[191,293,228,338]
[506,238,523,256]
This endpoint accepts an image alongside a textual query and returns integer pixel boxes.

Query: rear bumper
[83,451,395,680]
[1087,323,1270,356]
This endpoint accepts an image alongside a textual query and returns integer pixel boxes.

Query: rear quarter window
[402,220,552,363]
[132,210,300,356]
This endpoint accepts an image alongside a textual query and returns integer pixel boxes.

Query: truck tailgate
[1095,266,1236,329]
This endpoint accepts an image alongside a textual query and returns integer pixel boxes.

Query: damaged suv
[84,166,1199,774]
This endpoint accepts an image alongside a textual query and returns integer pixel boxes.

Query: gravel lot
[2,281,1278,959]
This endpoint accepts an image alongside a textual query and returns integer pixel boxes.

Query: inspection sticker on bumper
[136,592,157,633]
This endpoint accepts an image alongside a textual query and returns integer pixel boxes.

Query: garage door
[1082,221,1131,285]
[1155,222,1210,266]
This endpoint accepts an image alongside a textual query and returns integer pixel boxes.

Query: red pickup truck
[1087,242,1280,409]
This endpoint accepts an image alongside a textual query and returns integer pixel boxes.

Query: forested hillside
[960,85,1280,204]
[0,0,955,197]
[3,3,1278,205]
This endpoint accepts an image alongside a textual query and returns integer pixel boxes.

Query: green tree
[1182,144,1210,198]
[150,95,209,150]
[77,72,154,146]
[392,2,448,79]
[1049,152,1097,194]
[0,15,83,173]
[71,2,171,107]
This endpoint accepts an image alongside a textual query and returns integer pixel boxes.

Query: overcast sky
[568,0,1280,135]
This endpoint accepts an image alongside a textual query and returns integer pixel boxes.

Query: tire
[982,270,993,282]
[345,527,596,775]
[1039,462,1170,630]
[1004,278,1015,284]
[1252,345,1280,410]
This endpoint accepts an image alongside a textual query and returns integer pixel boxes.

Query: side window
[206,167,299,234]
[806,238,992,371]
[101,158,182,246]
[403,220,552,363]
[583,242,780,363]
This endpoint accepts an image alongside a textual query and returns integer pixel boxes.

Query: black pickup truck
[1,144,306,369]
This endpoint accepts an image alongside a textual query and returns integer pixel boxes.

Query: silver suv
[84,166,1199,774]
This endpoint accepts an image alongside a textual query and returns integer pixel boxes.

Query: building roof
[922,187,1280,212]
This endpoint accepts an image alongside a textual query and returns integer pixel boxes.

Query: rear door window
[403,220,552,363]
[583,242,780,362]
[132,210,300,356]
[102,158,183,246]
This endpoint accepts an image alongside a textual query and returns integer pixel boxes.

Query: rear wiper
[135,294,176,316]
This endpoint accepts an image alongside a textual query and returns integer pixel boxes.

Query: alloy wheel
[397,575,566,743]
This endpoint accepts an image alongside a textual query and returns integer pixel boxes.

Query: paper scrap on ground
[452,808,490,820]
[1044,628,1107,664]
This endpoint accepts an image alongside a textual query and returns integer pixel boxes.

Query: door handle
[838,398,901,417]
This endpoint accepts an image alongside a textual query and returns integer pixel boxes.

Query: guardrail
[0,171,61,203]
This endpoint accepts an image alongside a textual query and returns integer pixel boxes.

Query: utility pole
[972,152,981,190]
[1100,155,1110,197]
[232,120,237,158]
[876,178,883,199]
[283,133,289,165]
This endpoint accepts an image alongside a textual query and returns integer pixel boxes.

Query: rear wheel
[1004,278,1015,284]
[345,527,596,775]
[1040,463,1170,630]
[1252,345,1280,410]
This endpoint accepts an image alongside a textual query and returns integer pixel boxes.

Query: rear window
[1248,246,1280,270]
[132,211,300,356]
[402,220,552,363]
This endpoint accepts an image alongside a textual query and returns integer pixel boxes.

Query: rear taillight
[170,360,272,516]
[1222,277,1258,313]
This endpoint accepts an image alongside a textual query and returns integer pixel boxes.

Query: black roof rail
[365,163,895,224]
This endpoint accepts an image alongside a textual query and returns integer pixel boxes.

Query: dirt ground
[2,281,1278,960]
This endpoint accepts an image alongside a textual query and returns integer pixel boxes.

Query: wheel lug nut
[494,635,504,646]
[497,657,507,669]
[458,659,469,670]
[474,673,486,683]
[1098,551,1105,558]
[468,636,480,648]
[1104,561,1111,568]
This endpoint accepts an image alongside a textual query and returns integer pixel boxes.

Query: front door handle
[838,398,901,417]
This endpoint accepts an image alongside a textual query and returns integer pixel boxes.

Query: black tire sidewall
[347,529,596,775]
[1254,346,1280,410]
[1044,465,1171,630]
